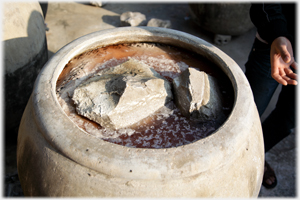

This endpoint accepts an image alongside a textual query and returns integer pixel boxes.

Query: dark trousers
[245,38,296,152]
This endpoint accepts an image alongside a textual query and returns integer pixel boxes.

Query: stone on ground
[89,1,107,7]
[120,12,147,26]
[172,67,223,122]
[72,58,173,129]
[147,18,172,28]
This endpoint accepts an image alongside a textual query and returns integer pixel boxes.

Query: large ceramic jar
[3,2,48,142]
[17,27,264,197]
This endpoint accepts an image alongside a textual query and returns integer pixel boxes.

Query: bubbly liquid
[56,43,234,148]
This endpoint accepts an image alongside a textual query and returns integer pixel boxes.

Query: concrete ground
[4,2,296,197]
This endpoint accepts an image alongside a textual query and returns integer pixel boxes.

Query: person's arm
[250,3,297,85]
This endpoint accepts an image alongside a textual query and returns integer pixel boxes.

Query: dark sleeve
[250,3,293,45]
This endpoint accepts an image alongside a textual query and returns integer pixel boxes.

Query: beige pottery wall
[17,27,264,197]
[3,2,48,141]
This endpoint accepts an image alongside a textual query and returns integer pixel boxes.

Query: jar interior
[56,42,234,148]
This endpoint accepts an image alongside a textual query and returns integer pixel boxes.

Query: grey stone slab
[172,68,223,122]
[72,59,172,129]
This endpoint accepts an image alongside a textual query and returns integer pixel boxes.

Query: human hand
[270,36,298,86]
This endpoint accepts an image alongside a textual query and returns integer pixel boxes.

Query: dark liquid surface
[56,43,234,148]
